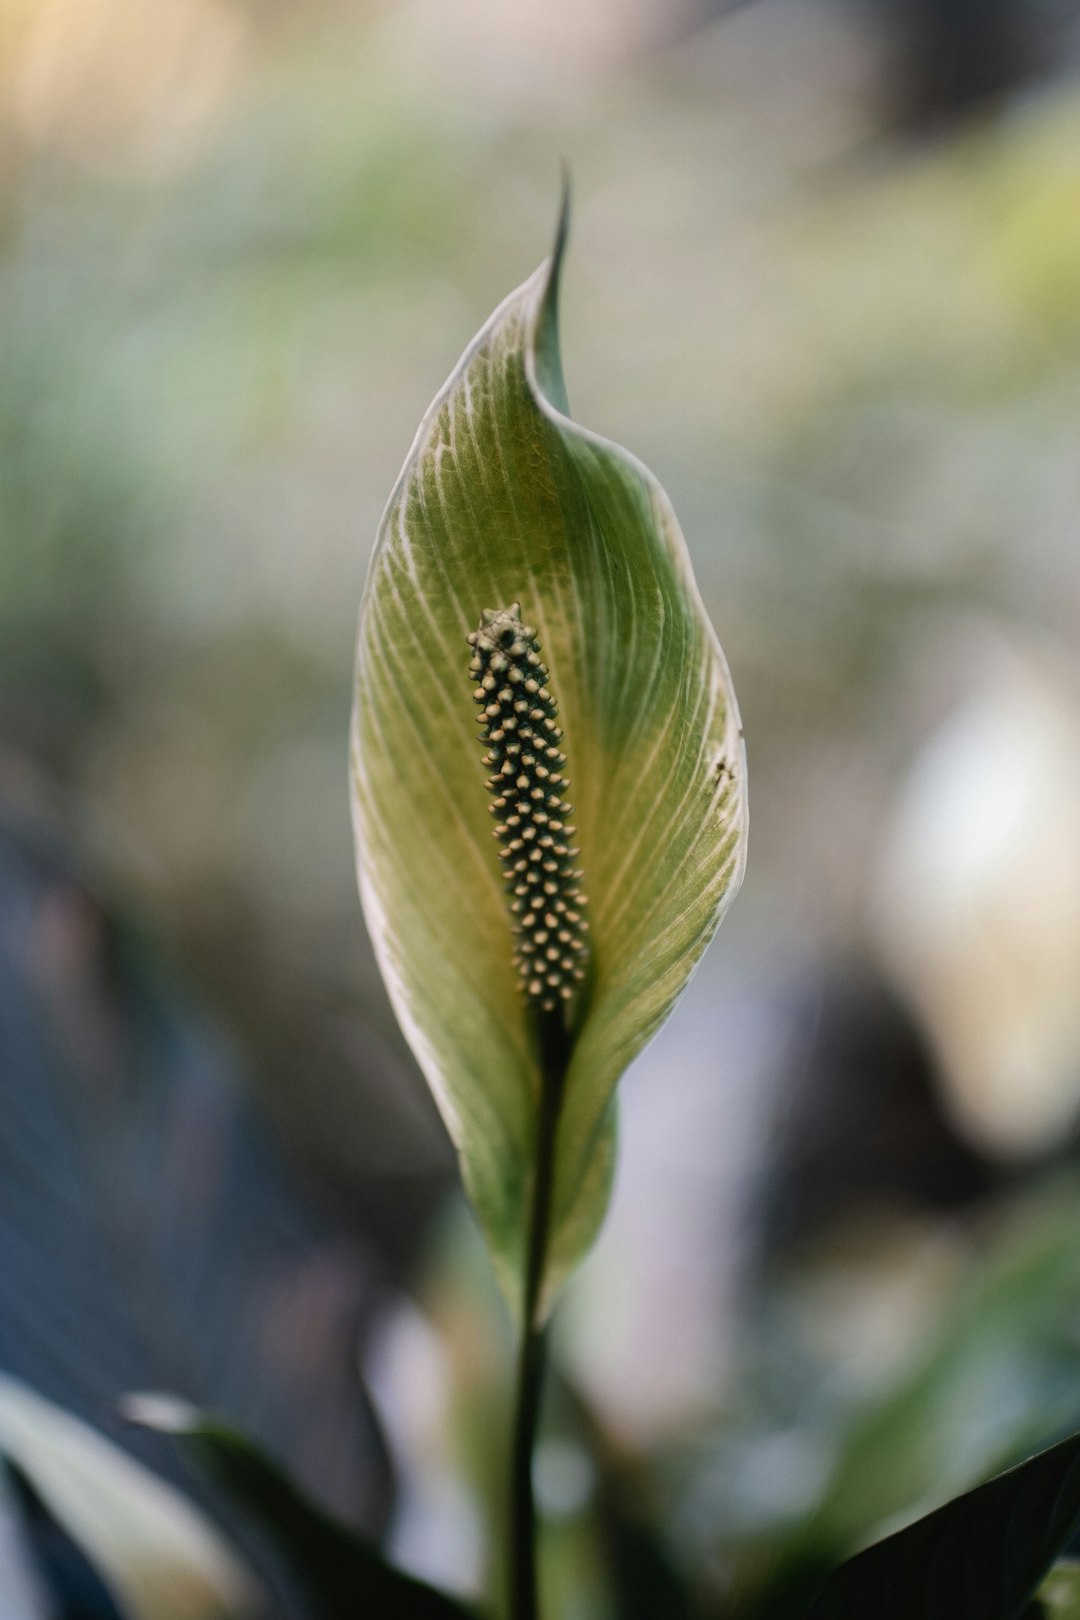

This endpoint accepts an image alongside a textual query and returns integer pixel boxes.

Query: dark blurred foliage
[6,1466,124,1620]
[875,0,1074,130]
[0,787,402,1607]
[759,970,1000,1259]
[690,0,1080,130]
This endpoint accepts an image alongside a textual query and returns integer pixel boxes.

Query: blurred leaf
[349,199,746,1314]
[803,1427,1080,1620]
[563,1383,702,1620]
[0,1466,54,1620]
[127,1397,479,1619]
[0,806,389,1534]
[0,1376,260,1620]
[1039,1563,1080,1617]
[598,1500,700,1620]
[733,1182,1080,1618]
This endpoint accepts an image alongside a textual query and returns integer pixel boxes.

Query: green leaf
[0,1375,261,1620]
[0,818,388,1529]
[733,1182,1080,1620]
[803,1427,1080,1620]
[349,198,746,1315]
[1039,1562,1080,1617]
[126,1395,479,1618]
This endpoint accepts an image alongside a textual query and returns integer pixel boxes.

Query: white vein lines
[352,248,747,1283]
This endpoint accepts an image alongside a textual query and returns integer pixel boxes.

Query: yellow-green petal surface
[350,216,747,1317]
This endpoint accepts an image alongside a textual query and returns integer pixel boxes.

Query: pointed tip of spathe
[554,160,572,273]
[546,163,572,316]
[532,168,573,417]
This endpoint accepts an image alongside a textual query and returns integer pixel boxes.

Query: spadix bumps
[467,605,588,1013]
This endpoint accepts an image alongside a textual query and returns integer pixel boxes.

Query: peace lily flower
[349,205,747,1326]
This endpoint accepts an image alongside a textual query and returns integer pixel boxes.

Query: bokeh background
[5,0,1080,1615]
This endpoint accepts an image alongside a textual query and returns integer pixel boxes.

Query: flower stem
[509,1014,570,1620]
[510,1318,546,1620]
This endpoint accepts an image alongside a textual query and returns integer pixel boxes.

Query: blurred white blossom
[876,636,1080,1156]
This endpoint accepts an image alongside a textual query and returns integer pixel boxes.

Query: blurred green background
[5,0,1080,1615]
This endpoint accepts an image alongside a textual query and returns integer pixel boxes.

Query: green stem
[509,1015,570,1620]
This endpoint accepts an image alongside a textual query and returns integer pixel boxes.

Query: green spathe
[350,203,747,1317]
